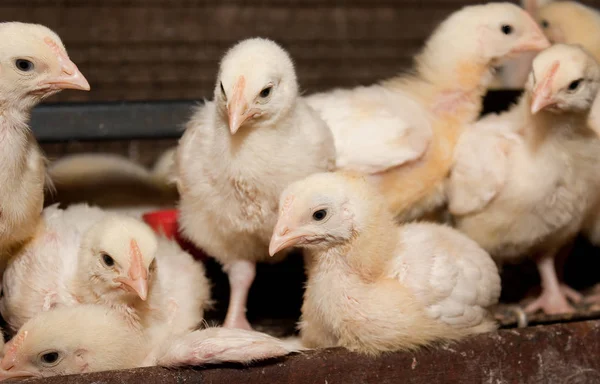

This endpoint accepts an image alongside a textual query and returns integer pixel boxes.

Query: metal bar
[27,319,600,383]
[29,90,524,143]
[30,100,197,142]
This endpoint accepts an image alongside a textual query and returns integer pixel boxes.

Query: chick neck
[317,199,399,282]
[522,92,596,149]
[0,99,36,184]
[383,33,492,124]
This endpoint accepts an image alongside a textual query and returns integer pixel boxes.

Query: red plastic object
[142,209,208,261]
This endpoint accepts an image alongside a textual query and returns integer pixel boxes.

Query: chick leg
[525,251,577,315]
[222,260,255,330]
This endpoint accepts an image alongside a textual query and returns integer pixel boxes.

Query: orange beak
[0,332,35,381]
[227,76,257,134]
[115,239,149,301]
[38,37,90,91]
[39,57,90,92]
[511,13,551,54]
[269,218,309,256]
[531,60,560,114]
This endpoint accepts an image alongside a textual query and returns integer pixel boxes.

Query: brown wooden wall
[2,1,599,103]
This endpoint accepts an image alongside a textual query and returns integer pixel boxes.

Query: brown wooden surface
[24,319,600,384]
[1,0,596,103]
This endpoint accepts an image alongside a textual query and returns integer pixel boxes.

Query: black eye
[101,253,115,267]
[568,79,583,91]
[312,209,327,221]
[259,86,272,98]
[501,24,513,35]
[15,59,34,72]
[541,20,549,28]
[40,352,60,365]
[220,82,226,98]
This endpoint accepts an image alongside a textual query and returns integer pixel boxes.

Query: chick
[494,1,600,89]
[1,204,210,340]
[268,172,500,355]
[0,305,294,380]
[535,1,600,60]
[0,22,89,254]
[47,153,178,218]
[176,38,335,330]
[448,44,600,315]
[305,3,548,222]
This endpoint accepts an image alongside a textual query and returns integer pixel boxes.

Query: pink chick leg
[222,260,255,330]
[525,251,578,315]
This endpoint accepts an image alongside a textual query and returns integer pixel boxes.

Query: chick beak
[269,221,308,256]
[115,239,149,301]
[512,14,551,54]
[0,332,37,381]
[531,61,560,114]
[0,369,38,381]
[44,59,90,91]
[227,76,251,134]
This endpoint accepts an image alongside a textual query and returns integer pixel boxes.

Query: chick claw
[525,285,580,315]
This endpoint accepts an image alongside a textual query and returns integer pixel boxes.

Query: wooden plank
[25,319,600,384]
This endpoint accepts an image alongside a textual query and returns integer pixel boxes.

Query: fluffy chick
[269,172,500,355]
[1,204,210,340]
[305,3,548,222]
[0,22,89,255]
[176,38,335,330]
[448,44,600,315]
[0,305,294,381]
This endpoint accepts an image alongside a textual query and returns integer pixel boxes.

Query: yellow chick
[269,172,500,355]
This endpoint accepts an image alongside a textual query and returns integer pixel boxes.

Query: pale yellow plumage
[449,44,600,314]
[305,3,549,222]
[269,172,500,355]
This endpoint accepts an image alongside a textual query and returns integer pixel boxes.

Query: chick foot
[223,260,255,331]
[525,287,578,315]
[526,251,579,315]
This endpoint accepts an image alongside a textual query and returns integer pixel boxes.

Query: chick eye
[220,82,226,99]
[312,209,327,221]
[101,253,115,267]
[501,24,513,35]
[15,59,34,72]
[568,79,583,91]
[541,20,549,28]
[40,351,60,365]
[259,86,272,98]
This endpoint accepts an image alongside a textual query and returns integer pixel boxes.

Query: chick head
[0,305,145,381]
[0,22,89,110]
[269,172,380,256]
[432,3,549,66]
[78,215,158,303]
[215,37,298,134]
[528,44,600,114]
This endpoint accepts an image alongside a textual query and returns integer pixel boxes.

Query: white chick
[0,22,90,254]
[304,3,548,222]
[268,172,500,355]
[448,44,600,315]
[0,305,294,380]
[1,204,210,340]
[176,38,335,330]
